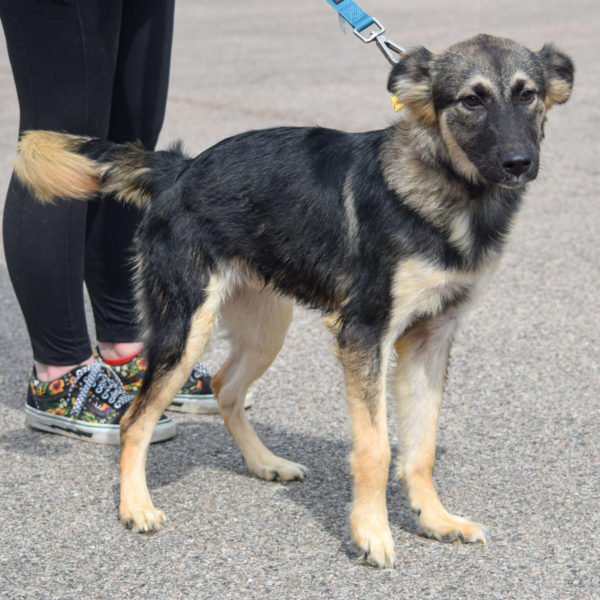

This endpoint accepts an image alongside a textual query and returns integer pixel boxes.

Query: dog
[14,34,574,568]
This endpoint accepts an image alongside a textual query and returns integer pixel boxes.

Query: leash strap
[326,0,405,64]
[326,0,374,33]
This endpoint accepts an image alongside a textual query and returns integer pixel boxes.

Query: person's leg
[86,0,175,358]
[1,0,176,444]
[80,0,219,414]
[3,178,92,380]
[0,0,123,380]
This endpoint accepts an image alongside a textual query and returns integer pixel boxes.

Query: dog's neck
[380,120,525,269]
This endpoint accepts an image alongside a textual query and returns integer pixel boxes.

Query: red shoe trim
[101,350,142,366]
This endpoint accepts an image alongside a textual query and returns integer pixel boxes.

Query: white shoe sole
[25,405,176,445]
[167,390,254,414]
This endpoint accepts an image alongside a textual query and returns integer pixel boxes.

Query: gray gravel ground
[0,1,598,599]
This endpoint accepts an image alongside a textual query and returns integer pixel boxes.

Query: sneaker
[168,363,254,414]
[25,361,176,445]
[167,361,217,413]
[97,348,253,414]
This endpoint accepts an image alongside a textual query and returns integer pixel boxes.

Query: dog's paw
[351,514,396,569]
[417,508,486,544]
[250,457,308,482]
[120,504,166,534]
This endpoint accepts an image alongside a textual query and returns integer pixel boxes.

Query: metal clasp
[374,35,405,65]
[352,17,405,65]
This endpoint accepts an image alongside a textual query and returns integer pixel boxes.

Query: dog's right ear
[387,47,436,125]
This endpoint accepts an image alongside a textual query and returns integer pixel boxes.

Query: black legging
[0,0,174,365]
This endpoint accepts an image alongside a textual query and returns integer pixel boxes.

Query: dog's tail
[14,130,190,207]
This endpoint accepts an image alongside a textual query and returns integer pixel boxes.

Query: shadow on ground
[0,414,422,560]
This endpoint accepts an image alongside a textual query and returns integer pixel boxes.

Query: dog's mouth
[496,174,535,189]
[473,170,536,190]
[498,181,527,190]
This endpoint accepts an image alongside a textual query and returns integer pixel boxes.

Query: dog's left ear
[537,44,575,108]
[387,47,436,125]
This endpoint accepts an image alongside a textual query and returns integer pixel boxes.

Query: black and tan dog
[14,34,573,568]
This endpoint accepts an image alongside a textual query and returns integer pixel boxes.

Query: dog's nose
[501,151,532,177]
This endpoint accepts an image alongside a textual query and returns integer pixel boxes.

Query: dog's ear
[537,44,574,108]
[387,47,436,125]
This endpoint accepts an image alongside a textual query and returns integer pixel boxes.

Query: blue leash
[325,0,405,64]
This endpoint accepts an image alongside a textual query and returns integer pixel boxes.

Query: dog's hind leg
[393,310,486,544]
[337,341,395,569]
[119,279,222,533]
[212,286,307,482]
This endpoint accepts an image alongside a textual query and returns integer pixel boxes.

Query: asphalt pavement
[0,1,598,599]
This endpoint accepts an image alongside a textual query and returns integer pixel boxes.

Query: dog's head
[387,34,574,187]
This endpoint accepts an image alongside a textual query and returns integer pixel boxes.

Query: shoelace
[190,362,211,381]
[69,362,133,418]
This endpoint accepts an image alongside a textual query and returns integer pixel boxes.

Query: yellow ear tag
[390,96,404,112]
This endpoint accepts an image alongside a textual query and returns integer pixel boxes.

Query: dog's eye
[462,95,483,109]
[520,90,536,103]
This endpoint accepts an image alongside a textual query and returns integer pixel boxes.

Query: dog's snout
[501,151,532,177]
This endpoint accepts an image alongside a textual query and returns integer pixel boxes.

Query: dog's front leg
[339,345,394,569]
[393,312,486,544]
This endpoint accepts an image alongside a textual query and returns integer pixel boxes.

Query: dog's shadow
[0,412,429,560]
[143,417,419,559]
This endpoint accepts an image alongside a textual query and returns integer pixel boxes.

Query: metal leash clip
[352,17,405,64]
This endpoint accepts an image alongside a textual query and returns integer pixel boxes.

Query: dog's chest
[390,258,494,331]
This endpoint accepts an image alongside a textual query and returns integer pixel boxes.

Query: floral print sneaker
[168,362,219,414]
[98,350,147,395]
[96,348,253,414]
[25,361,176,445]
